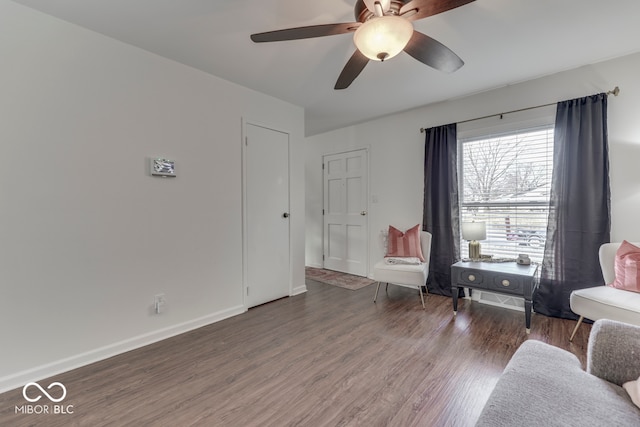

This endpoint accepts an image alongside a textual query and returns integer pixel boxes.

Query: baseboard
[291,284,307,296]
[305,263,323,269]
[0,305,246,394]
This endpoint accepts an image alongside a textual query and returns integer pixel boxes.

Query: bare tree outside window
[463,132,551,203]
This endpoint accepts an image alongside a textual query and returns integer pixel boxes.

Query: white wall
[0,1,305,391]
[306,52,640,275]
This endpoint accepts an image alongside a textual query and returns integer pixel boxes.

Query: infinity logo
[22,382,67,403]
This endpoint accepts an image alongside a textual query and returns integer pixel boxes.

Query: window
[459,126,554,262]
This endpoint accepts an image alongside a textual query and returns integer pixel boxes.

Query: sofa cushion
[570,286,640,326]
[476,340,640,426]
[587,319,640,386]
[373,259,427,287]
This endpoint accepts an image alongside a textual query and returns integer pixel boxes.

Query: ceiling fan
[250,0,475,90]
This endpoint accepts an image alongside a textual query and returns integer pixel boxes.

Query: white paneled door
[244,122,290,308]
[323,149,369,276]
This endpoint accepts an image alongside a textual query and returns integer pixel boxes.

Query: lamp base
[469,240,481,260]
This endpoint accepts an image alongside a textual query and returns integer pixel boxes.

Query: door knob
[282,212,289,218]
[360,211,367,216]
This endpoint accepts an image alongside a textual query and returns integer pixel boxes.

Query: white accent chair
[373,231,432,309]
[569,242,640,341]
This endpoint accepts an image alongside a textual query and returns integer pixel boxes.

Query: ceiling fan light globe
[353,16,413,62]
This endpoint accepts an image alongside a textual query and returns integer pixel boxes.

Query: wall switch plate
[154,294,166,314]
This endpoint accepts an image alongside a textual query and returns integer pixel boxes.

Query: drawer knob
[502,279,510,287]
[468,274,476,282]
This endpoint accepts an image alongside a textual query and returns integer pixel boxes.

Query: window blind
[459,126,554,262]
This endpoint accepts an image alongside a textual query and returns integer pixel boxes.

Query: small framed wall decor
[150,158,176,177]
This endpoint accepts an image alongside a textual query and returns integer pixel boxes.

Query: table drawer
[459,269,485,285]
[489,275,523,294]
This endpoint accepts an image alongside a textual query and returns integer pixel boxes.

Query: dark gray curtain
[423,123,460,296]
[534,93,611,318]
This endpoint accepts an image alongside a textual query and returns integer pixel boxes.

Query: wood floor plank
[0,279,589,426]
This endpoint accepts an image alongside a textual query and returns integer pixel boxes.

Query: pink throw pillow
[609,240,640,293]
[385,224,425,262]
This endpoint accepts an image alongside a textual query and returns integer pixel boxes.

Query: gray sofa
[476,319,640,426]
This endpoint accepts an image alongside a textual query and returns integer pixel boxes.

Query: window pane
[459,127,553,263]
[460,206,548,262]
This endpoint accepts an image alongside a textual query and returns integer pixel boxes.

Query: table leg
[525,298,532,334]
[452,285,459,316]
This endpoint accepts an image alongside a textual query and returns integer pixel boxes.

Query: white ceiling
[12,0,640,136]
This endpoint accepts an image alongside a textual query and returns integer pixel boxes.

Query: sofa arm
[587,319,640,386]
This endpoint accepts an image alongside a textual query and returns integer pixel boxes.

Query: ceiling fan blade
[400,0,475,22]
[363,0,391,16]
[251,22,360,43]
[403,30,463,73]
[335,50,370,90]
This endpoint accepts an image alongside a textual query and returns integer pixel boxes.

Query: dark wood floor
[0,279,590,426]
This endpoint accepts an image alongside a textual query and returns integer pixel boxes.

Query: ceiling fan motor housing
[355,0,407,22]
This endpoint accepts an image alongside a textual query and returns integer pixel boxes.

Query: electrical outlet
[154,294,166,314]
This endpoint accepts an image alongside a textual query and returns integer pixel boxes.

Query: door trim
[322,147,370,277]
[241,118,292,308]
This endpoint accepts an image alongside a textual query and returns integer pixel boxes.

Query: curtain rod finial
[608,86,620,96]
[420,127,425,133]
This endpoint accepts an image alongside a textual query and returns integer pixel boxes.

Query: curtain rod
[419,86,620,133]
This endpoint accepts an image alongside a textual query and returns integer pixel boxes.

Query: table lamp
[462,221,486,261]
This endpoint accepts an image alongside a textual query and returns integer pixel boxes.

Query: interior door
[244,122,290,308]
[323,149,368,276]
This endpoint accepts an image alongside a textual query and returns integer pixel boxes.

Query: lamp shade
[353,16,413,61]
[461,221,486,241]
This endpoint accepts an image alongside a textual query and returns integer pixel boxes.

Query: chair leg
[418,286,426,309]
[569,315,584,342]
[375,282,427,309]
